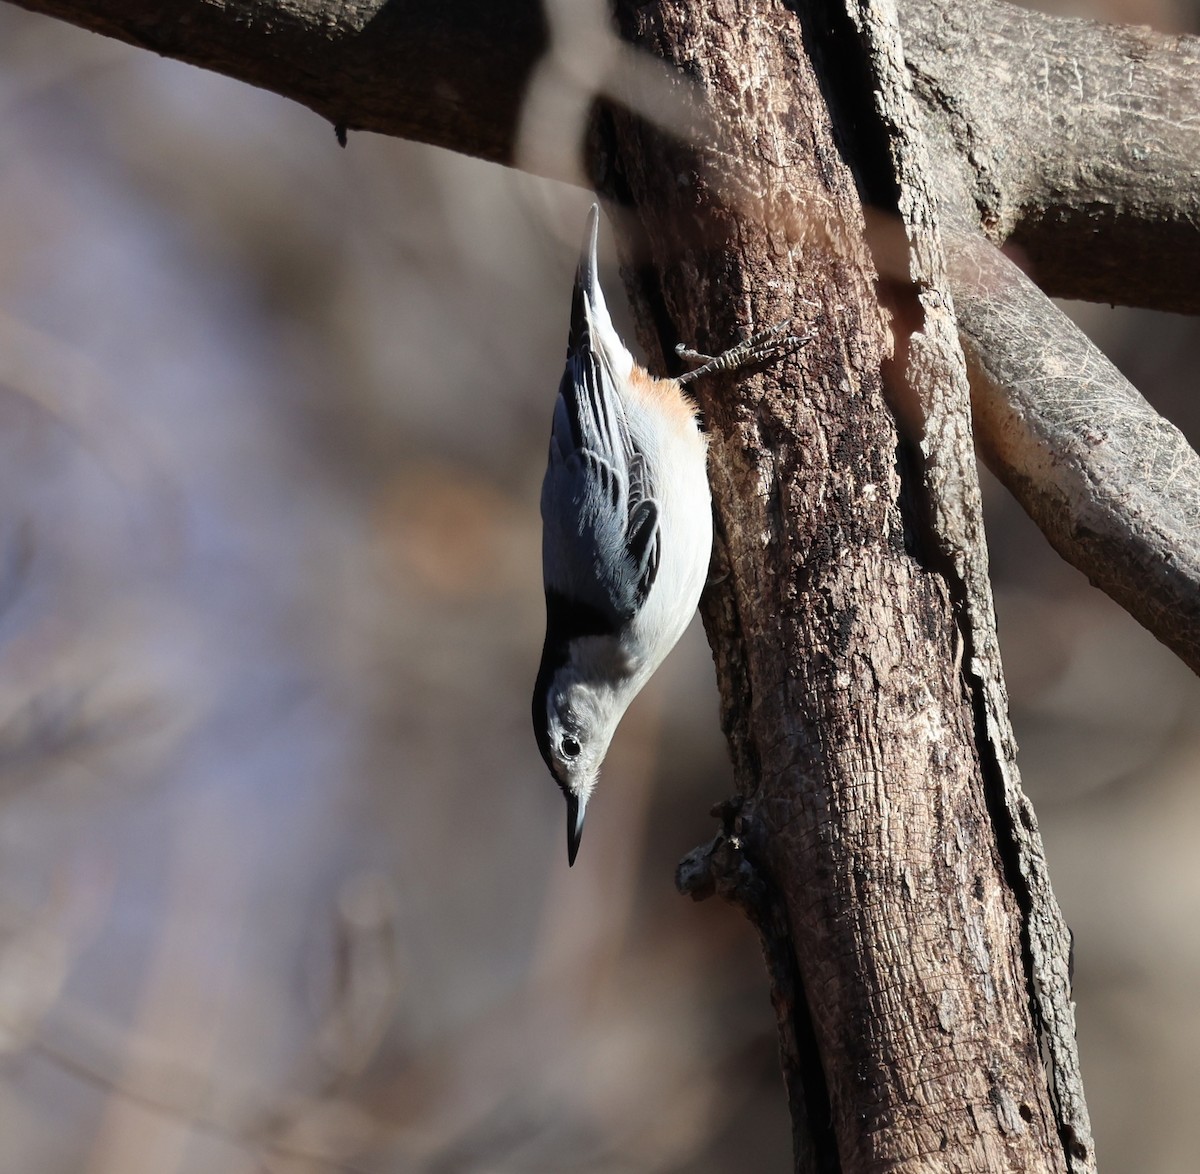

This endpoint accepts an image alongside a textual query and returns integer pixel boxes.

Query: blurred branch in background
[0,0,1196,1172]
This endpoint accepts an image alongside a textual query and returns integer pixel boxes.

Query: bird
[533,203,805,866]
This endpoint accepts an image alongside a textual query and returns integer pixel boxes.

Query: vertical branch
[844,1,1094,1166]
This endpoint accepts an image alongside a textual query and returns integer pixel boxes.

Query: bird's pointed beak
[566,792,587,867]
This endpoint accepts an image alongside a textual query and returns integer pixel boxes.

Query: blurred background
[0,1,1197,1171]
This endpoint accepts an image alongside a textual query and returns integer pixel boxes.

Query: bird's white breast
[621,371,713,682]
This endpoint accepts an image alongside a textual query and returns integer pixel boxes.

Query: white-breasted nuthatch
[533,204,804,865]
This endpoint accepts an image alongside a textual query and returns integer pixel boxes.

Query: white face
[543,674,618,803]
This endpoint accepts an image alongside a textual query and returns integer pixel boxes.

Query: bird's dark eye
[561,735,581,759]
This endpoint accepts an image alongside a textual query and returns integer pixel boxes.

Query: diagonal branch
[913,68,1200,680]
[951,230,1200,675]
[902,0,1200,314]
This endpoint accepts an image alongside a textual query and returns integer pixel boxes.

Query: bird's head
[532,652,628,865]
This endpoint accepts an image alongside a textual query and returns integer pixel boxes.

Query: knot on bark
[675,796,772,925]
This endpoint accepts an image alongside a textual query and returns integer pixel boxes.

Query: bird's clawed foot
[676,315,814,386]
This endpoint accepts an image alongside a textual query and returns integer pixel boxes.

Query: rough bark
[603,1,1082,1168]
[952,231,1200,676]
[913,86,1200,682]
[902,0,1200,315]
[846,1,1093,1166]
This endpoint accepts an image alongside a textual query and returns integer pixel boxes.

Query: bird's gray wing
[540,349,660,628]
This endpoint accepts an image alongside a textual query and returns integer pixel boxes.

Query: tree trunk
[601,2,1087,1170]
